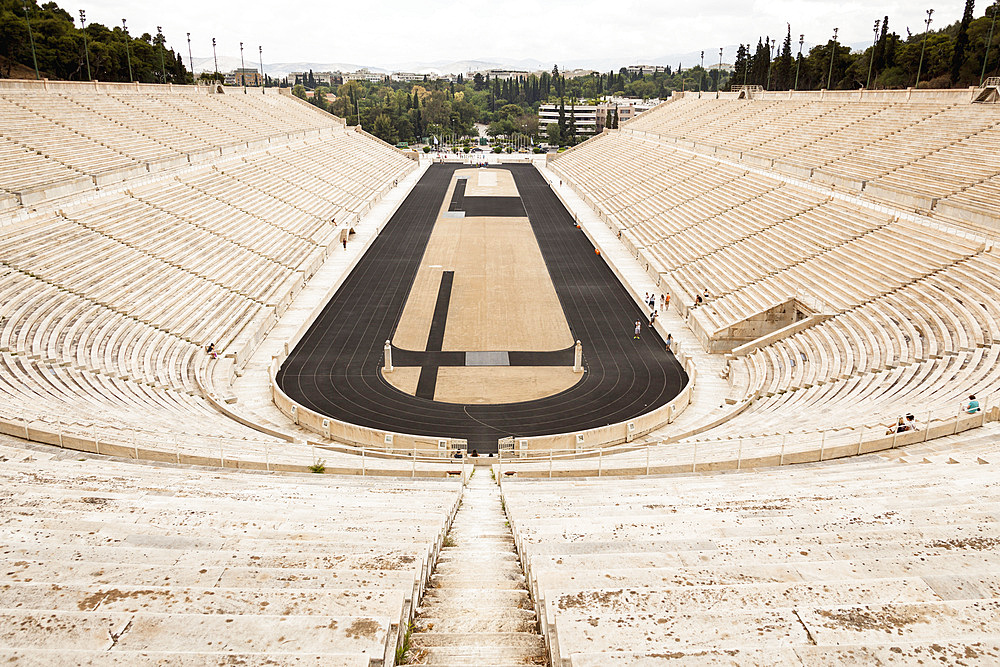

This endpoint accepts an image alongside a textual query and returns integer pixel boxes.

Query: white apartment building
[625,64,669,75]
[538,98,662,138]
[469,68,532,81]
[344,68,387,83]
[390,72,428,82]
[288,71,338,86]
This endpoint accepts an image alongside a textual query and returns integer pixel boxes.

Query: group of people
[632,292,674,352]
[886,395,982,435]
[886,413,920,434]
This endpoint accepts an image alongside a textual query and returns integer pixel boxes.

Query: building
[390,72,428,83]
[225,68,262,86]
[468,68,531,81]
[538,102,600,138]
[289,71,340,86]
[538,98,663,139]
[625,64,669,75]
[344,68,387,83]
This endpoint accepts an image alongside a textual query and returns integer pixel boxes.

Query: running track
[277,164,687,452]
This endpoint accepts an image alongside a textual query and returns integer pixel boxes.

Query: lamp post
[982,3,999,86]
[157,26,166,83]
[915,9,934,89]
[187,33,194,85]
[700,50,705,94]
[212,37,219,81]
[717,47,723,98]
[21,0,39,80]
[122,19,133,82]
[259,45,265,92]
[239,42,246,93]
[866,19,880,89]
[827,27,839,90]
[79,10,91,81]
[794,34,804,90]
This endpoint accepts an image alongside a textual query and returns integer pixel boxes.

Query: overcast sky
[81,0,972,67]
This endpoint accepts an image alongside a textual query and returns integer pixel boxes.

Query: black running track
[277,164,687,452]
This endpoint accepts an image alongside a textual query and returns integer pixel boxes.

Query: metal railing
[0,408,469,479]
[495,395,993,478]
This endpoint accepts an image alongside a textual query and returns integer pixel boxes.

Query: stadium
[2,11,1000,665]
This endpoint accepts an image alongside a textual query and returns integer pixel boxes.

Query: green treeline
[734,1,1000,91]
[292,65,720,147]
[3,0,997,146]
[0,0,189,83]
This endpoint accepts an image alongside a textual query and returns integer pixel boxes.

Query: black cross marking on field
[400,271,574,401]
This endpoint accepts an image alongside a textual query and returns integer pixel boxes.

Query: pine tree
[951,0,976,83]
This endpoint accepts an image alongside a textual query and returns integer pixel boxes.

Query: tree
[567,101,577,144]
[372,113,398,144]
[546,122,561,145]
[557,98,567,143]
[951,0,976,83]
[776,26,793,90]
[733,44,749,86]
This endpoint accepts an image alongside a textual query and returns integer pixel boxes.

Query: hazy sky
[81,0,971,67]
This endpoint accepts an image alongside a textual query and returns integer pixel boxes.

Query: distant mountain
[192,46,871,81]
[191,56,378,78]
[193,55,556,78]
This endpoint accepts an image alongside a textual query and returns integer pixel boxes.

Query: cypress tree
[557,98,566,143]
[951,0,976,83]
[777,26,793,90]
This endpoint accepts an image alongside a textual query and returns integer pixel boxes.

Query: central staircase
[405,470,547,665]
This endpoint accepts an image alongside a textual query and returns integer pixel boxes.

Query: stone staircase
[405,471,546,666]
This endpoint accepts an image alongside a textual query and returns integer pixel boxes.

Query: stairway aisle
[405,471,547,665]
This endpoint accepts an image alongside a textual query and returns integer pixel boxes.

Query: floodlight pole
[79,10,91,81]
[915,9,934,89]
[794,34,804,90]
[187,33,194,84]
[765,37,774,90]
[22,0,39,80]
[827,27,839,90]
[259,45,265,92]
[122,19,133,82]
[700,50,705,94]
[717,47,723,98]
[212,37,219,81]
[240,42,247,93]
[982,4,999,87]
[866,19,880,89]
